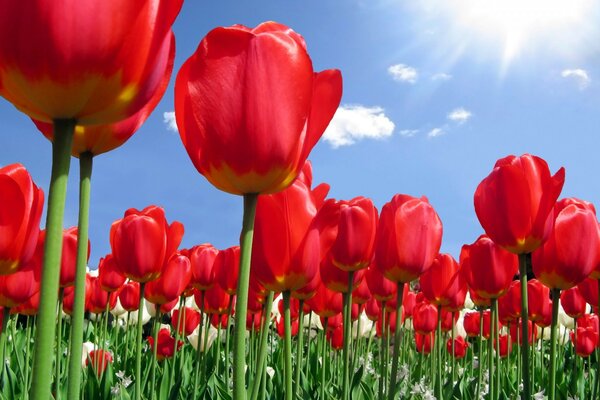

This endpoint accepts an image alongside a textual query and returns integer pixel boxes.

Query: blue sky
[2,1,600,267]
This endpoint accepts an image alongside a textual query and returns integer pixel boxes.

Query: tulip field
[1,2,600,400]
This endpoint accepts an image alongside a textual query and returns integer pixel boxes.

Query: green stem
[149,308,161,400]
[547,289,559,400]
[493,298,500,399]
[378,303,387,400]
[488,304,495,400]
[436,306,443,400]
[55,289,64,400]
[293,299,305,400]
[225,296,233,388]
[476,309,484,400]
[0,308,9,379]
[193,292,205,398]
[320,319,328,400]
[282,291,293,400]
[249,291,274,400]
[134,283,146,400]
[66,152,92,400]
[594,279,600,399]
[169,297,185,397]
[518,253,531,398]
[451,311,456,384]
[232,193,259,400]
[388,283,405,400]
[24,316,32,399]
[29,119,75,400]
[342,272,354,400]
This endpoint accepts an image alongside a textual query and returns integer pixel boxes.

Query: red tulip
[527,279,551,323]
[0,163,44,275]
[402,289,417,319]
[110,205,183,283]
[460,235,519,299]
[0,1,182,125]
[327,325,344,350]
[147,328,183,361]
[415,332,434,354]
[577,314,599,332]
[12,291,40,316]
[469,289,492,308]
[210,314,229,329]
[463,311,480,338]
[171,307,201,336]
[277,297,300,321]
[187,244,219,291]
[498,280,522,324]
[496,334,513,358]
[247,288,265,314]
[510,320,538,345]
[87,276,117,314]
[447,337,468,359]
[366,264,396,303]
[119,281,141,312]
[98,254,126,293]
[420,253,466,308]
[532,198,600,290]
[320,256,365,293]
[144,253,192,305]
[276,316,299,338]
[305,282,343,318]
[365,298,380,321]
[252,162,328,292]
[474,154,565,254]
[0,261,40,308]
[62,276,92,316]
[214,246,240,295]
[561,287,587,319]
[246,312,263,332]
[413,300,438,334]
[86,349,113,377]
[577,277,598,309]
[571,326,599,357]
[175,22,342,195]
[352,279,371,305]
[375,194,443,283]
[201,285,234,316]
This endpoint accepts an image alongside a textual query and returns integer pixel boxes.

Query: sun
[410,0,597,74]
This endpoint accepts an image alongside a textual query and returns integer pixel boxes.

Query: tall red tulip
[110,205,183,283]
[532,198,600,290]
[0,1,183,125]
[305,282,343,318]
[175,22,342,195]
[375,194,443,283]
[413,300,438,334]
[86,349,113,377]
[561,287,587,319]
[98,254,126,293]
[252,162,328,292]
[365,264,396,303]
[571,326,599,357]
[171,307,201,336]
[87,276,117,314]
[415,332,434,354]
[119,282,141,312]
[0,262,40,308]
[187,244,219,291]
[474,154,565,254]
[420,253,465,308]
[147,328,183,361]
[460,235,519,299]
[447,337,468,359]
[214,246,240,295]
[0,163,44,275]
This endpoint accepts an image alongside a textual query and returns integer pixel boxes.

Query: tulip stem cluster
[518,253,531,399]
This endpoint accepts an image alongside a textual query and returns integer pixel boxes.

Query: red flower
[276,316,299,338]
[365,264,396,303]
[147,328,183,361]
[460,235,519,299]
[474,154,565,254]
[87,276,117,314]
[171,307,201,336]
[413,300,438,334]
[415,332,434,354]
[327,325,344,350]
[0,259,40,308]
[320,255,365,293]
[365,298,380,322]
[375,194,443,283]
[0,0,182,125]
[577,277,598,309]
[0,163,44,275]
[252,162,328,292]
[110,205,183,283]
[214,246,240,295]
[561,287,587,319]
[118,281,141,312]
[447,337,468,359]
[305,281,343,318]
[463,311,481,338]
[496,334,513,358]
[420,253,466,309]
[144,253,191,305]
[12,291,40,316]
[527,279,551,323]
[175,22,342,195]
[352,279,371,305]
[187,244,219,291]
[200,285,234,316]
[98,254,126,293]
[532,198,600,289]
[86,349,113,377]
[571,326,599,357]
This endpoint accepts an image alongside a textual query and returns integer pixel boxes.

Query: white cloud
[427,128,445,138]
[447,108,472,124]
[399,129,419,138]
[163,111,178,132]
[323,105,395,148]
[561,68,590,89]
[388,64,418,84]
[431,72,452,81]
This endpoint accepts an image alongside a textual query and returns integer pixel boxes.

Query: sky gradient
[2,1,599,267]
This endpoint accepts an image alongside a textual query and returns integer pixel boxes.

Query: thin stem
[193,292,205,398]
[249,291,274,400]
[293,299,305,399]
[388,283,405,400]
[435,306,443,400]
[0,308,9,379]
[149,308,161,400]
[342,272,354,400]
[134,283,146,400]
[476,309,484,400]
[54,290,64,400]
[378,303,387,400]
[451,311,456,384]
[66,151,93,400]
[493,298,500,399]
[170,297,185,397]
[518,253,531,398]
[488,304,495,400]
[546,289,559,400]
[594,279,600,399]
[29,119,75,400]
[282,291,293,400]
[232,193,259,400]
[320,319,328,400]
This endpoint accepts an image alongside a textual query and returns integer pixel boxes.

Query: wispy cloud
[447,107,472,124]
[388,64,418,84]
[323,105,395,148]
[399,129,419,138]
[427,128,445,138]
[431,72,452,81]
[561,68,590,89]
[163,111,178,132]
